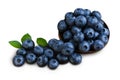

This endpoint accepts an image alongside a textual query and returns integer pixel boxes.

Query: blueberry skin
[75,15,87,28]
[13,55,25,67]
[94,22,104,31]
[61,42,74,56]
[98,35,109,44]
[71,26,81,34]
[26,53,37,64]
[48,59,59,69]
[56,53,68,64]
[93,40,105,51]
[73,32,84,42]
[92,11,102,19]
[16,48,27,56]
[101,28,110,36]
[48,38,57,48]
[78,41,90,52]
[33,46,43,56]
[57,20,67,32]
[94,31,100,39]
[65,12,74,19]
[84,28,95,39]
[44,48,54,59]
[69,39,78,48]
[63,30,72,41]
[52,40,64,52]
[87,39,94,46]
[37,55,48,67]
[69,53,82,65]
[74,8,85,16]
[84,9,91,16]
[87,16,98,26]
[22,40,35,49]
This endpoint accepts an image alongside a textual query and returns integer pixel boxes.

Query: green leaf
[9,40,22,48]
[21,33,32,43]
[36,38,48,47]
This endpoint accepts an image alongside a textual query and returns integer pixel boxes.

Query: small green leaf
[37,38,48,47]
[9,40,22,48]
[21,33,32,43]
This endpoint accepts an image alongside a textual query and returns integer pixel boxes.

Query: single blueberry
[33,46,43,56]
[78,41,90,52]
[71,26,81,34]
[48,59,59,69]
[13,55,25,67]
[22,40,35,49]
[69,53,82,65]
[101,28,110,36]
[57,20,67,32]
[73,32,84,42]
[56,53,68,64]
[87,39,94,46]
[94,31,100,39]
[87,16,98,26]
[92,11,102,19]
[16,48,27,56]
[63,30,72,41]
[84,9,91,16]
[48,38,57,48]
[26,53,36,64]
[98,35,109,44]
[75,15,87,28]
[37,55,48,67]
[61,42,74,56]
[94,22,104,31]
[74,8,85,16]
[44,48,54,59]
[84,28,95,39]
[93,40,105,51]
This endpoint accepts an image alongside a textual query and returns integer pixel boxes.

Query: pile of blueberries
[58,8,110,52]
[12,8,110,70]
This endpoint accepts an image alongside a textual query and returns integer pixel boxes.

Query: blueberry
[48,59,59,69]
[98,35,109,44]
[57,20,67,32]
[52,40,64,52]
[22,40,35,49]
[62,42,74,56]
[78,41,90,52]
[101,28,110,36]
[63,30,72,41]
[48,38,57,48]
[44,48,54,59]
[71,26,81,34]
[69,39,78,48]
[87,39,94,46]
[56,53,68,64]
[16,48,27,56]
[74,8,85,16]
[73,32,84,42]
[92,11,101,19]
[65,12,74,19]
[13,55,25,67]
[94,31,100,39]
[37,55,48,67]
[26,53,36,64]
[93,40,104,51]
[84,28,95,39]
[75,15,87,27]
[87,16,98,26]
[69,53,82,65]
[84,9,91,16]
[33,46,43,56]
[94,22,104,31]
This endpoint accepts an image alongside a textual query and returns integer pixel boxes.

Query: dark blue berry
[73,32,84,42]
[92,11,101,19]
[78,41,90,52]
[74,8,85,16]
[101,28,110,36]
[37,55,48,67]
[48,59,59,69]
[13,55,25,67]
[48,38,57,48]
[33,46,43,56]
[87,16,98,26]
[84,9,91,16]
[56,53,68,64]
[87,39,94,46]
[98,35,108,44]
[26,53,36,64]
[44,48,54,59]
[94,31,100,39]
[94,22,104,31]
[84,28,95,39]
[69,53,82,65]
[57,20,67,32]
[63,30,72,41]
[93,40,104,51]
[22,40,35,49]
[16,48,26,56]
[71,26,81,34]
[62,42,74,56]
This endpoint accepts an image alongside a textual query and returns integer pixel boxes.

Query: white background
[0,0,120,80]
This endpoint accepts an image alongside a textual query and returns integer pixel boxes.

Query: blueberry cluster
[58,8,110,53]
[13,39,82,69]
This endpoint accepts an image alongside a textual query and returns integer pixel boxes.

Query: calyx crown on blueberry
[9,8,110,70]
